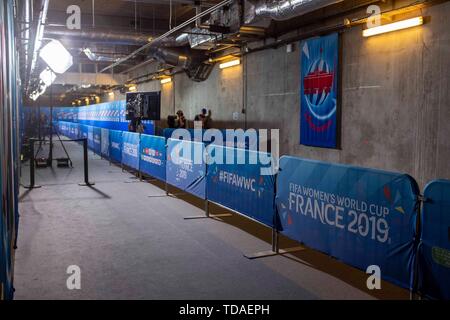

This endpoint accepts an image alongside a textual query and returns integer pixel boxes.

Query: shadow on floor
[140,171,410,300]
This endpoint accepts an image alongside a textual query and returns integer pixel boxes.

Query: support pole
[23,139,41,189]
[79,138,95,186]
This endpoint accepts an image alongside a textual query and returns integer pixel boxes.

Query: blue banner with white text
[417,179,450,299]
[109,130,123,163]
[122,132,140,170]
[79,124,89,141]
[206,145,275,227]
[300,33,339,148]
[93,127,102,155]
[276,156,419,289]
[140,134,166,182]
[87,126,94,150]
[101,128,110,158]
[166,138,206,199]
[51,101,155,135]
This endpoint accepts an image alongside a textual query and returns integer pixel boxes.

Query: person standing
[176,110,187,129]
[194,108,211,129]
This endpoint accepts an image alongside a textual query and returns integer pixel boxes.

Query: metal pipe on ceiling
[44,27,151,46]
[245,0,344,23]
[99,0,234,73]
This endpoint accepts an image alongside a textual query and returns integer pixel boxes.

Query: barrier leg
[79,139,95,186]
[244,229,304,259]
[23,139,41,189]
[184,199,233,220]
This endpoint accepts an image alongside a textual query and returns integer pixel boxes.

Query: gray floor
[14,139,407,299]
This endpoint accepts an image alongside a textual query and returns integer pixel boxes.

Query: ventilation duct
[245,0,343,24]
[44,27,151,46]
[83,48,120,62]
[154,33,190,47]
[147,44,213,82]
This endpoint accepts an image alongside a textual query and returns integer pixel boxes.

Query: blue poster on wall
[300,33,339,148]
[276,156,420,289]
[140,134,166,181]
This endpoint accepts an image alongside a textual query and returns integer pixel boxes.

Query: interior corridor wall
[112,1,450,188]
[0,0,20,300]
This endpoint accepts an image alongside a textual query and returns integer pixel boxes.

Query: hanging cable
[134,0,137,31]
[92,0,95,28]
[169,0,173,30]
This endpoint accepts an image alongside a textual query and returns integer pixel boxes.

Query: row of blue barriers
[56,120,450,299]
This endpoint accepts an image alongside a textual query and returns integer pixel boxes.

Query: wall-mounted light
[128,85,137,92]
[219,59,240,69]
[363,16,423,37]
[108,91,114,96]
[160,77,172,84]
[39,39,73,74]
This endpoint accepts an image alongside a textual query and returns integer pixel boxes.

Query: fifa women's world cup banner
[300,33,339,148]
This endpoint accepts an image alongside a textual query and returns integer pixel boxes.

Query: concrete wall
[108,1,450,187]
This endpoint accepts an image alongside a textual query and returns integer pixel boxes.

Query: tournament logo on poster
[300,33,339,148]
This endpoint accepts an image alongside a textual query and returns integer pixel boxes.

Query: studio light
[39,39,73,74]
[160,77,172,84]
[39,67,56,87]
[363,16,424,37]
[219,59,240,69]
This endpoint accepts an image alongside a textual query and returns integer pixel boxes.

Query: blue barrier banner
[109,130,122,163]
[93,127,101,155]
[79,124,89,140]
[163,128,259,150]
[276,156,419,289]
[87,125,94,150]
[52,101,155,135]
[122,132,140,170]
[101,128,110,158]
[69,122,77,139]
[140,134,166,182]
[418,179,450,299]
[206,145,275,227]
[166,138,206,199]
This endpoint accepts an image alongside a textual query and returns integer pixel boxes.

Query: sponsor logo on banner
[111,142,120,150]
[123,142,138,157]
[141,148,163,166]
